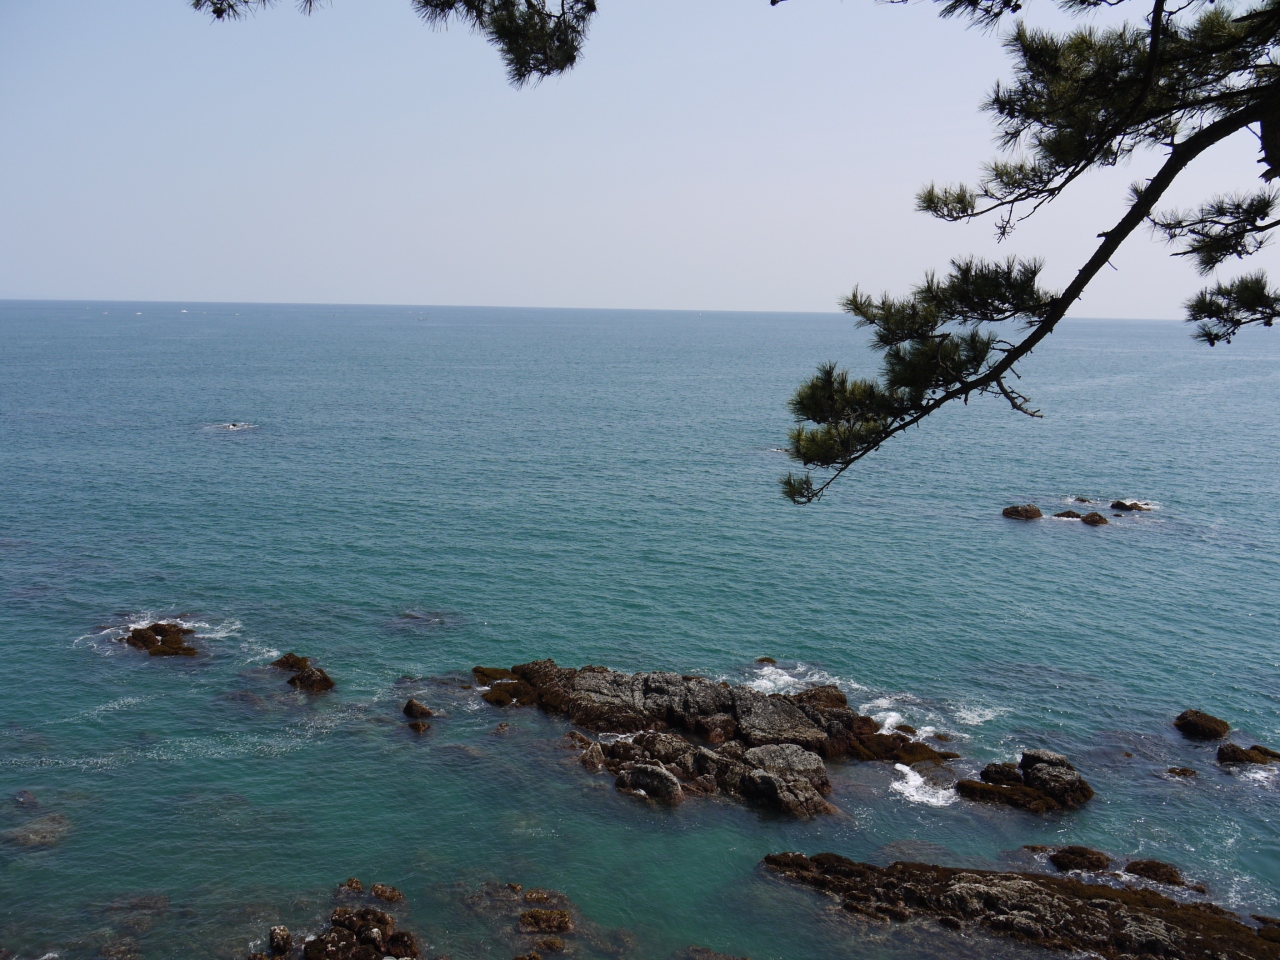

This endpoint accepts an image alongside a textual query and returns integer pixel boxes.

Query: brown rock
[272,652,310,671]
[372,883,404,903]
[1111,500,1149,511]
[533,937,564,952]
[338,877,363,893]
[1125,860,1185,886]
[407,720,430,734]
[1175,709,1230,740]
[384,931,419,958]
[519,909,573,933]
[1168,767,1197,777]
[754,656,777,664]
[288,667,335,692]
[1049,846,1111,872]
[1002,504,1043,520]
[268,926,291,955]
[956,779,1060,813]
[1054,510,1082,519]
[1219,743,1280,764]
[1080,511,1109,526]
[403,699,433,719]
[764,852,1279,960]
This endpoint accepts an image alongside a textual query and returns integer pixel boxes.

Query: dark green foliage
[192,0,596,86]
[783,0,1280,501]
[1186,271,1280,343]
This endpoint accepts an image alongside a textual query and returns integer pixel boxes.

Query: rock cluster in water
[122,621,198,657]
[955,750,1094,813]
[245,902,419,959]
[273,653,335,692]
[1034,845,1204,891]
[1219,742,1280,765]
[1004,504,1109,525]
[764,852,1280,960]
[402,698,433,734]
[472,659,957,817]
[1172,708,1280,765]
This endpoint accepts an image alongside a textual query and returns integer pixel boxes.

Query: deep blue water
[0,300,1277,959]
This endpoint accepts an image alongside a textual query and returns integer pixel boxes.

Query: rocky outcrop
[764,852,1278,960]
[1125,860,1186,887]
[956,750,1094,813]
[1175,709,1229,740]
[288,666,335,693]
[268,925,291,955]
[1080,512,1109,526]
[371,883,403,903]
[1111,500,1149,511]
[1049,846,1110,872]
[1002,504,1042,520]
[1053,510,1082,519]
[473,660,958,817]
[122,622,198,657]
[245,901,419,960]
[1218,742,1280,765]
[272,652,309,672]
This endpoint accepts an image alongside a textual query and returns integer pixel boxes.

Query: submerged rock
[764,851,1277,960]
[121,622,198,658]
[1175,709,1230,740]
[471,659,957,818]
[402,698,433,719]
[956,750,1093,813]
[1002,504,1043,520]
[4,812,70,848]
[372,883,404,903]
[1168,766,1197,777]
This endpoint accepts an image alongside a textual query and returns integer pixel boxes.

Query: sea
[0,300,1277,960]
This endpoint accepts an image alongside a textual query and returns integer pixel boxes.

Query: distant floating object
[181,309,187,313]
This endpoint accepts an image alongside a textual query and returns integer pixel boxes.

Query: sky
[0,0,1274,316]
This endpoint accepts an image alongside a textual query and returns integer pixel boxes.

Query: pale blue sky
[0,0,1272,315]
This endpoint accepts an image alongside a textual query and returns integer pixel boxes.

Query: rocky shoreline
[764,851,1280,960]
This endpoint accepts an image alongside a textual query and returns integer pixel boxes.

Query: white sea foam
[889,764,957,807]
[954,704,1009,726]
[208,422,257,431]
[744,662,866,696]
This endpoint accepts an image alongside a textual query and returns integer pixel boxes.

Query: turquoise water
[0,301,1277,959]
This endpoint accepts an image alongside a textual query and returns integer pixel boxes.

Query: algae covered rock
[1175,709,1229,740]
[1002,504,1043,520]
